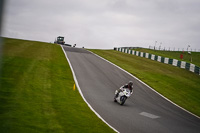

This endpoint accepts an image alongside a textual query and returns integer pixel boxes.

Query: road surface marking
[140,112,160,119]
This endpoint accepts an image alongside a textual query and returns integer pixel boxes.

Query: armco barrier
[115,47,200,75]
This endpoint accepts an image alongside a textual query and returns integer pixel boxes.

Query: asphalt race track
[63,46,200,133]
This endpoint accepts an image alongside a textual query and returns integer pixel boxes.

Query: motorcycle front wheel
[120,96,127,105]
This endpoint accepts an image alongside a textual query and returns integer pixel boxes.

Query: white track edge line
[88,50,200,120]
[61,46,119,133]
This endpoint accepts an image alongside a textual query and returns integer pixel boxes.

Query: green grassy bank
[0,38,114,133]
[90,49,200,117]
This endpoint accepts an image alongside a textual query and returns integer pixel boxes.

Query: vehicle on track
[114,88,131,105]
[54,36,65,45]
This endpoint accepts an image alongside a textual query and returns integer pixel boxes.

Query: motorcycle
[114,88,132,105]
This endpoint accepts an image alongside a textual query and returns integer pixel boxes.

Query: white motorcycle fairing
[114,88,131,105]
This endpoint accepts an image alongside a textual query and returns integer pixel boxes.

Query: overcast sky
[2,0,200,50]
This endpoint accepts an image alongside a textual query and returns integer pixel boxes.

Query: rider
[115,81,133,98]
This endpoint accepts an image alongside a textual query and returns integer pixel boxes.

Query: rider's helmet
[128,81,133,86]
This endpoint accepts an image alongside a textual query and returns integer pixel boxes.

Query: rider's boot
[115,89,121,98]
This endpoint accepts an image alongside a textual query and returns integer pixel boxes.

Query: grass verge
[90,49,200,117]
[0,38,114,133]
